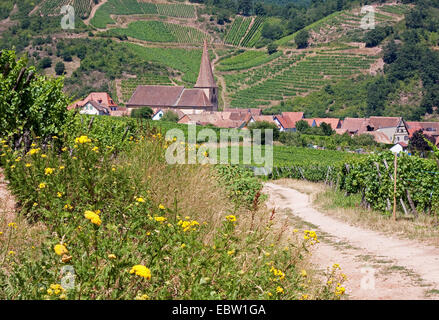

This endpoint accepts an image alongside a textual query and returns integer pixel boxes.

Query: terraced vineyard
[37,0,92,18]
[105,20,209,44]
[124,43,202,84]
[223,51,378,108]
[121,74,172,102]
[90,0,196,28]
[156,3,196,18]
[217,50,282,71]
[275,4,407,46]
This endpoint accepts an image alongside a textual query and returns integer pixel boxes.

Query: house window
[404,136,408,141]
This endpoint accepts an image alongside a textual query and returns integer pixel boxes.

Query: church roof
[194,40,217,89]
[127,86,185,107]
[176,89,212,107]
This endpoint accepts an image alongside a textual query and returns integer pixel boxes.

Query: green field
[217,50,282,71]
[90,0,196,28]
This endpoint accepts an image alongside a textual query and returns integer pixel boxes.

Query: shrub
[55,62,65,75]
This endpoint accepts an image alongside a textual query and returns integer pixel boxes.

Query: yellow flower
[335,286,345,296]
[15,157,21,162]
[28,148,40,155]
[84,210,102,226]
[158,204,165,210]
[47,288,53,296]
[276,286,284,294]
[225,215,237,222]
[75,136,91,144]
[180,244,186,249]
[54,244,68,256]
[39,182,46,189]
[57,192,63,198]
[41,154,47,158]
[301,269,307,277]
[299,294,309,300]
[59,166,65,170]
[136,197,145,203]
[154,216,167,223]
[129,265,151,280]
[61,147,68,152]
[33,202,38,207]
[227,249,235,256]
[92,146,99,152]
[45,168,54,175]
[8,250,15,256]
[135,294,150,300]
[59,294,67,300]
[108,254,116,259]
[64,204,73,210]
[8,222,17,229]
[266,292,273,297]
[25,163,32,167]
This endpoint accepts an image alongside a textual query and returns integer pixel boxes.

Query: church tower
[194,40,218,111]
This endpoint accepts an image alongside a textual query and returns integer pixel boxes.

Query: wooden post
[393,153,397,221]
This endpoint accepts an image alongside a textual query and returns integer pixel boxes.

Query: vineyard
[124,43,202,84]
[223,51,377,108]
[90,0,196,28]
[121,74,172,102]
[275,4,406,46]
[223,16,267,48]
[37,0,92,19]
[217,50,282,72]
[268,151,439,217]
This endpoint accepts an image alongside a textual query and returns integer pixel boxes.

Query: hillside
[1,0,438,120]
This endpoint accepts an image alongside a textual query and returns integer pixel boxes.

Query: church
[126,40,218,115]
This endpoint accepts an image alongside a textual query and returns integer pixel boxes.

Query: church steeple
[194,40,217,89]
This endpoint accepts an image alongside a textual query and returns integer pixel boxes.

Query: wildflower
[178,219,199,232]
[15,157,21,162]
[33,202,38,207]
[45,168,54,175]
[39,183,46,189]
[293,229,298,233]
[57,192,63,198]
[59,294,67,300]
[299,294,309,300]
[225,215,237,222]
[135,294,149,300]
[129,265,151,280]
[180,244,186,249]
[41,154,47,158]
[158,204,165,210]
[84,210,102,226]
[108,254,116,259]
[111,167,116,171]
[47,289,53,296]
[8,222,17,229]
[64,204,73,210]
[276,286,284,294]
[154,216,167,223]
[227,249,235,256]
[75,136,91,144]
[335,286,345,296]
[10,165,15,169]
[72,156,77,160]
[59,165,65,170]
[8,250,15,256]
[136,197,145,203]
[332,263,340,270]
[25,163,32,167]
[301,269,307,277]
[266,292,273,297]
[92,146,99,152]
[270,266,285,281]
[54,244,68,256]
[28,148,40,155]
[61,147,68,152]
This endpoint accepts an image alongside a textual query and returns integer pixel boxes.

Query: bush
[131,107,153,119]
[55,62,65,75]
[38,57,52,69]
[160,110,179,122]
[295,29,309,49]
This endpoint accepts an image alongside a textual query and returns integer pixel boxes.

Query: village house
[127,41,218,115]
[273,112,304,132]
[68,92,128,116]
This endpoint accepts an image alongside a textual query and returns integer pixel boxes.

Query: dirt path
[0,169,16,224]
[84,0,108,26]
[263,181,439,300]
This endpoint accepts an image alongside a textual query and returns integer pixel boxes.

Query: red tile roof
[341,118,369,133]
[176,89,212,108]
[127,86,185,107]
[313,118,341,129]
[368,116,402,129]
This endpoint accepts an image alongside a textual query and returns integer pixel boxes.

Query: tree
[38,57,52,69]
[131,107,153,119]
[254,2,266,16]
[237,0,252,16]
[409,130,435,157]
[247,121,279,144]
[295,120,310,132]
[319,122,334,136]
[383,39,398,64]
[262,21,283,40]
[295,29,309,49]
[55,62,65,75]
[161,110,179,122]
[267,43,278,55]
